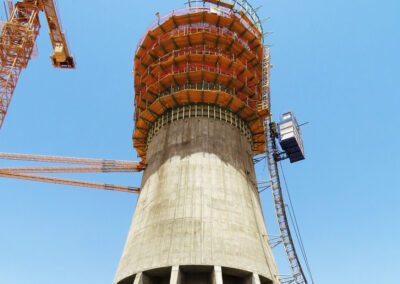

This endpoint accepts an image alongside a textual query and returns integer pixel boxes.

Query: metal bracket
[273,151,288,162]
[278,275,297,284]
[253,154,266,164]
[257,179,271,193]
[267,234,284,248]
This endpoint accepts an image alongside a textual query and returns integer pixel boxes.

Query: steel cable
[279,162,315,284]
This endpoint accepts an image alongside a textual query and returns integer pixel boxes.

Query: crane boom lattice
[0,0,40,129]
[0,0,74,131]
[0,171,140,193]
[0,152,144,193]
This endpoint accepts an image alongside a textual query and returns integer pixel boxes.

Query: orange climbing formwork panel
[132,4,270,164]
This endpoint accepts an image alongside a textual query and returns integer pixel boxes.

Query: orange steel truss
[132,2,270,165]
[0,152,144,193]
[41,0,74,68]
[0,0,74,131]
[0,172,140,193]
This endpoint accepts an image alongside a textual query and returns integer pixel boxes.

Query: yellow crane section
[41,0,74,68]
[0,0,74,130]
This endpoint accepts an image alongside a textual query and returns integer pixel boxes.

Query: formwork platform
[132,4,270,165]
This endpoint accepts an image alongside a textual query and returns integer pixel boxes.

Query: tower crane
[0,1,314,283]
[0,152,144,193]
[0,0,74,130]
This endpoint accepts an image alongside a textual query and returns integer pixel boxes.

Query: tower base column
[170,266,182,284]
[212,266,223,284]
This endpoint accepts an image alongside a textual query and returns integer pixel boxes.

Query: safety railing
[186,0,264,34]
[136,24,258,65]
[135,6,263,54]
[140,60,259,90]
[138,63,259,99]
[152,46,259,74]
[134,81,263,123]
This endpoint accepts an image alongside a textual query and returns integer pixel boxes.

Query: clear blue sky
[0,0,399,283]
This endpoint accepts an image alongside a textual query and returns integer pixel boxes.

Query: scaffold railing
[152,46,261,75]
[135,3,263,54]
[139,63,259,97]
[186,0,264,34]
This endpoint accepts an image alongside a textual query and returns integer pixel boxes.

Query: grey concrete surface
[114,115,280,284]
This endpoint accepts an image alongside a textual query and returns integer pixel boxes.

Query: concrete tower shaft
[115,108,279,284]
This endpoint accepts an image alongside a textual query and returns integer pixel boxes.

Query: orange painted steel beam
[0,171,140,193]
[0,166,138,173]
[0,152,144,192]
[41,0,75,68]
[0,152,144,169]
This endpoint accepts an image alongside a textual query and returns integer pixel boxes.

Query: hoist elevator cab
[278,112,305,163]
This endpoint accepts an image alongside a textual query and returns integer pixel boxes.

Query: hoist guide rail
[262,51,308,284]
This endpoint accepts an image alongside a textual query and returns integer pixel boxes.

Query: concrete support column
[212,266,223,284]
[251,273,261,284]
[170,266,181,284]
[133,272,152,284]
[245,273,261,284]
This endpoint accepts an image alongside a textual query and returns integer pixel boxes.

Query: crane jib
[0,0,74,131]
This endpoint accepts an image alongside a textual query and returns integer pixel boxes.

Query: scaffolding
[132,2,269,165]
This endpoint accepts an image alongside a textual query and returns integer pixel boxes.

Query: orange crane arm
[0,0,41,130]
[40,0,74,68]
[0,165,139,173]
[0,152,145,168]
[0,0,74,131]
[0,171,140,193]
[0,152,145,193]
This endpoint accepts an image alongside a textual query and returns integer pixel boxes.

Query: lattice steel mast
[262,47,308,284]
[0,0,74,131]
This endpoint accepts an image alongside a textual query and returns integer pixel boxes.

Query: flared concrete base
[119,265,271,284]
[114,116,279,284]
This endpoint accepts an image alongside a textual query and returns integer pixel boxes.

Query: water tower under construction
[0,1,310,283]
[115,1,285,283]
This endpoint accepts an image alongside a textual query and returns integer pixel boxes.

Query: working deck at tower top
[114,1,280,283]
[131,0,271,166]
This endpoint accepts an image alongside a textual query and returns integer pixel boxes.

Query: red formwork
[132,5,269,164]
